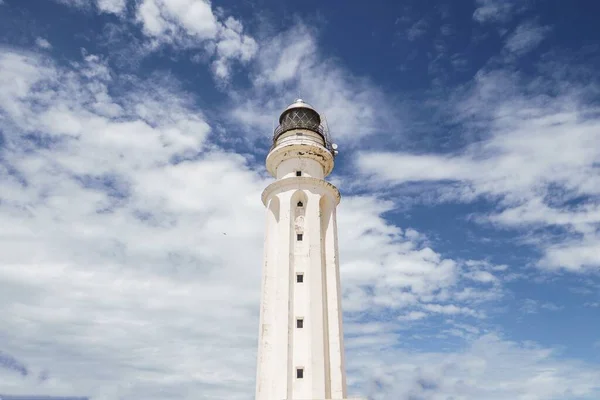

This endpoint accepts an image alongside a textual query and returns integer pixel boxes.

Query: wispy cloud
[357,62,600,272]
[228,23,398,144]
[348,333,600,399]
[54,0,126,15]
[406,19,428,41]
[504,20,551,55]
[520,298,563,314]
[472,0,524,24]
[34,37,52,50]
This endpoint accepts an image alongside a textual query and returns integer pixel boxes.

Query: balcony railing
[272,122,336,156]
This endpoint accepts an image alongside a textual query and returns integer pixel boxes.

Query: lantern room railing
[272,121,336,156]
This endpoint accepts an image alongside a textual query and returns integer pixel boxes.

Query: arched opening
[291,191,308,240]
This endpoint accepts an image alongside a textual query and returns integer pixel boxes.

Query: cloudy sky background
[1,0,600,399]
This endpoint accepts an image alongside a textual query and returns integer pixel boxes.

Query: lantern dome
[275,99,322,138]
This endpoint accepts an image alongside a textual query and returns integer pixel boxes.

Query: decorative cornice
[261,177,341,206]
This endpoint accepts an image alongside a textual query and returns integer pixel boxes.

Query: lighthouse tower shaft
[256,100,349,400]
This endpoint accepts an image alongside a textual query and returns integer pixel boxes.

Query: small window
[297,234,303,241]
[296,273,304,283]
[297,201,303,207]
[296,318,304,328]
[296,368,304,379]
[296,171,302,177]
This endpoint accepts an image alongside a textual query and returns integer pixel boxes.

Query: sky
[0,0,600,399]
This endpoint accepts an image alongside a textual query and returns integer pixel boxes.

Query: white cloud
[0,47,511,398]
[136,0,218,40]
[398,311,428,321]
[540,239,600,271]
[2,9,600,396]
[54,0,90,9]
[229,23,398,144]
[348,333,600,399]
[54,0,126,15]
[357,68,600,272]
[54,0,257,81]
[134,0,257,81]
[252,25,316,86]
[338,196,504,316]
[211,17,258,81]
[2,2,600,399]
[35,37,52,50]
[505,21,551,55]
[96,0,126,15]
[406,19,428,41]
[422,303,480,317]
[473,0,517,24]
[0,49,261,398]
[137,0,167,35]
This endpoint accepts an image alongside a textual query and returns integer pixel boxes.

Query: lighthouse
[256,99,354,400]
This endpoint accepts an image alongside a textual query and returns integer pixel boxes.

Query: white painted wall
[277,157,324,180]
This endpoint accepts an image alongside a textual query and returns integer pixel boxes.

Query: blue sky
[1,0,600,399]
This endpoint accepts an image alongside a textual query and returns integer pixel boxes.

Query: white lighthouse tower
[256,99,354,400]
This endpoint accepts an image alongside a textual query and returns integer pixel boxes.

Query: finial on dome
[282,98,317,115]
